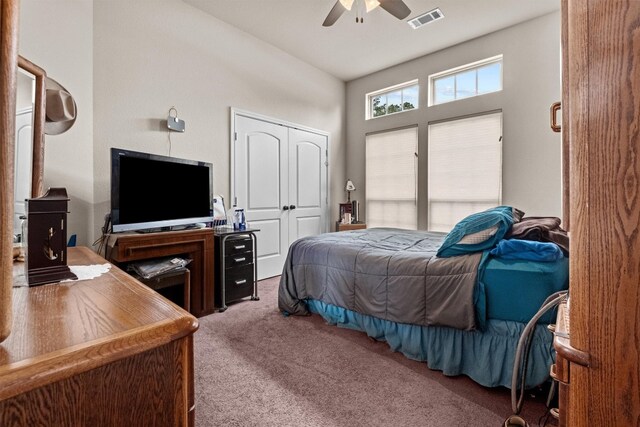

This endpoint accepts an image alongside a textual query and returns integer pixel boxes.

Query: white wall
[18,0,345,246]
[19,0,94,245]
[345,12,562,229]
[92,0,346,242]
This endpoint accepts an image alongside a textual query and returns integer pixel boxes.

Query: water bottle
[233,208,246,230]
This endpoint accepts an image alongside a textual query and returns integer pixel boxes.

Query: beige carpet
[193,277,555,427]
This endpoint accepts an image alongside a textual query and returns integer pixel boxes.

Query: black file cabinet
[213,228,260,312]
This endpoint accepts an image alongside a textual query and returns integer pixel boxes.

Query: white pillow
[457,225,499,244]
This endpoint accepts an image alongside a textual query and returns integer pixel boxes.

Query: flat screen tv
[110,148,213,233]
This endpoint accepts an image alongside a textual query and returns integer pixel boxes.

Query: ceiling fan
[323,0,411,26]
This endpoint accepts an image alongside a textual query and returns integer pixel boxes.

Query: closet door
[288,128,328,243]
[233,112,330,280]
[234,115,289,279]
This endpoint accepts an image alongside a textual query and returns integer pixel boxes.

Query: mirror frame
[18,55,46,198]
[1,0,21,343]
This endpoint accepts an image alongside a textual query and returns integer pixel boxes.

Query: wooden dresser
[1,247,199,426]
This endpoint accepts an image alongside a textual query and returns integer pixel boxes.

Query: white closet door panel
[247,135,280,210]
[296,143,321,208]
[234,115,288,279]
[288,128,327,244]
[250,219,281,258]
[295,216,322,240]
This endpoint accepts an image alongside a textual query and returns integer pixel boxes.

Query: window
[429,55,502,106]
[427,111,502,232]
[367,80,419,119]
[366,126,418,229]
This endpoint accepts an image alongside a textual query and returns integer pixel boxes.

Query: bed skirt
[306,299,555,389]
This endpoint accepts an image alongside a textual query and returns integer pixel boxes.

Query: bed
[278,208,569,389]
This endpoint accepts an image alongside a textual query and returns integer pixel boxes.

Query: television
[110,148,213,233]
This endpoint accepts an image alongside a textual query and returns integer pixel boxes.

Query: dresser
[2,247,198,426]
[213,228,259,311]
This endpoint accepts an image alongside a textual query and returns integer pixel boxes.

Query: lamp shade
[339,0,354,10]
[345,179,356,191]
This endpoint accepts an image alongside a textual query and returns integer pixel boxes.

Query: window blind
[428,112,502,232]
[366,126,418,229]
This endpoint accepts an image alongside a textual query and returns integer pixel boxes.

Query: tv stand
[107,228,215,318]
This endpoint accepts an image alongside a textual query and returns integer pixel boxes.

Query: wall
[92,0,346,243]
[19,0,94,245]
[345,12,562,229]
[17,0,345,246]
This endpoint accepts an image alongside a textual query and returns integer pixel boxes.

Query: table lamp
[345,179,356,202]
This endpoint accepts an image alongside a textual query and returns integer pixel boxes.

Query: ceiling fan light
[364,0,380,13]
[339,0,354,11]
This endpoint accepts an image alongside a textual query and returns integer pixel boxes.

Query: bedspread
[278,228,483,331]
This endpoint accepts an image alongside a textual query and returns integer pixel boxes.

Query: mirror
[13,56,46,244]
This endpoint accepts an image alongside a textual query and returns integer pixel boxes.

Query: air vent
[408,8,444,29]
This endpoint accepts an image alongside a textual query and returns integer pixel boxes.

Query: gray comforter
[278,228,483,331]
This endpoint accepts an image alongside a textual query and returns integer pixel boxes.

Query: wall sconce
[167,106,185,132]
[345,179,356,202]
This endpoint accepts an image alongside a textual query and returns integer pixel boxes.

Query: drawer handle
[234,257,246,263]
[235,279,247,285]
[234,245,246,250]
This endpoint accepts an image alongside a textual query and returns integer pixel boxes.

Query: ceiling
[183,0,560,81]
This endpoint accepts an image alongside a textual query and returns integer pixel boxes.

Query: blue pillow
[436,206,523,257]
[490,239,563,262]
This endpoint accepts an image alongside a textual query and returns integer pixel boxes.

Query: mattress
[483,256,569,324]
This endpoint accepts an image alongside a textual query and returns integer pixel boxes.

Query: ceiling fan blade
[378,0,411,20]
[323,0,347,27]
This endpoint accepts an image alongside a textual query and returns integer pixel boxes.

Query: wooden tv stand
[107,228,215,318]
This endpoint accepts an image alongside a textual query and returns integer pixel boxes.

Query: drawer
[225,264,254,286]
[225,253,253,269]
[224,235,253,256]
[225,264,254,302]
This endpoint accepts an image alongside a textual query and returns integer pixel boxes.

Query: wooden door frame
[229,107,331,234]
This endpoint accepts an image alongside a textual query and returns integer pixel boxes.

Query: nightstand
[213,227,260,312]
[335,221,367,232]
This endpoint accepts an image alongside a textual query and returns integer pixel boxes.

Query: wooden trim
[564,1,640,425]
[17,55,46,197]
[0,0,20,343]
[561,0,570,231]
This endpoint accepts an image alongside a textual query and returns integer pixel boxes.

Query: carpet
[193,277,555,427]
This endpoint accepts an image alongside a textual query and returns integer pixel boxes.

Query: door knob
[289,205,296,210]
[282,205,289,210]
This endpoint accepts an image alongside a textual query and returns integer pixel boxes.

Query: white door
[233,112,329,279]
[14,109,33,238]
[288,128,327,242]
[234,115,289,279]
